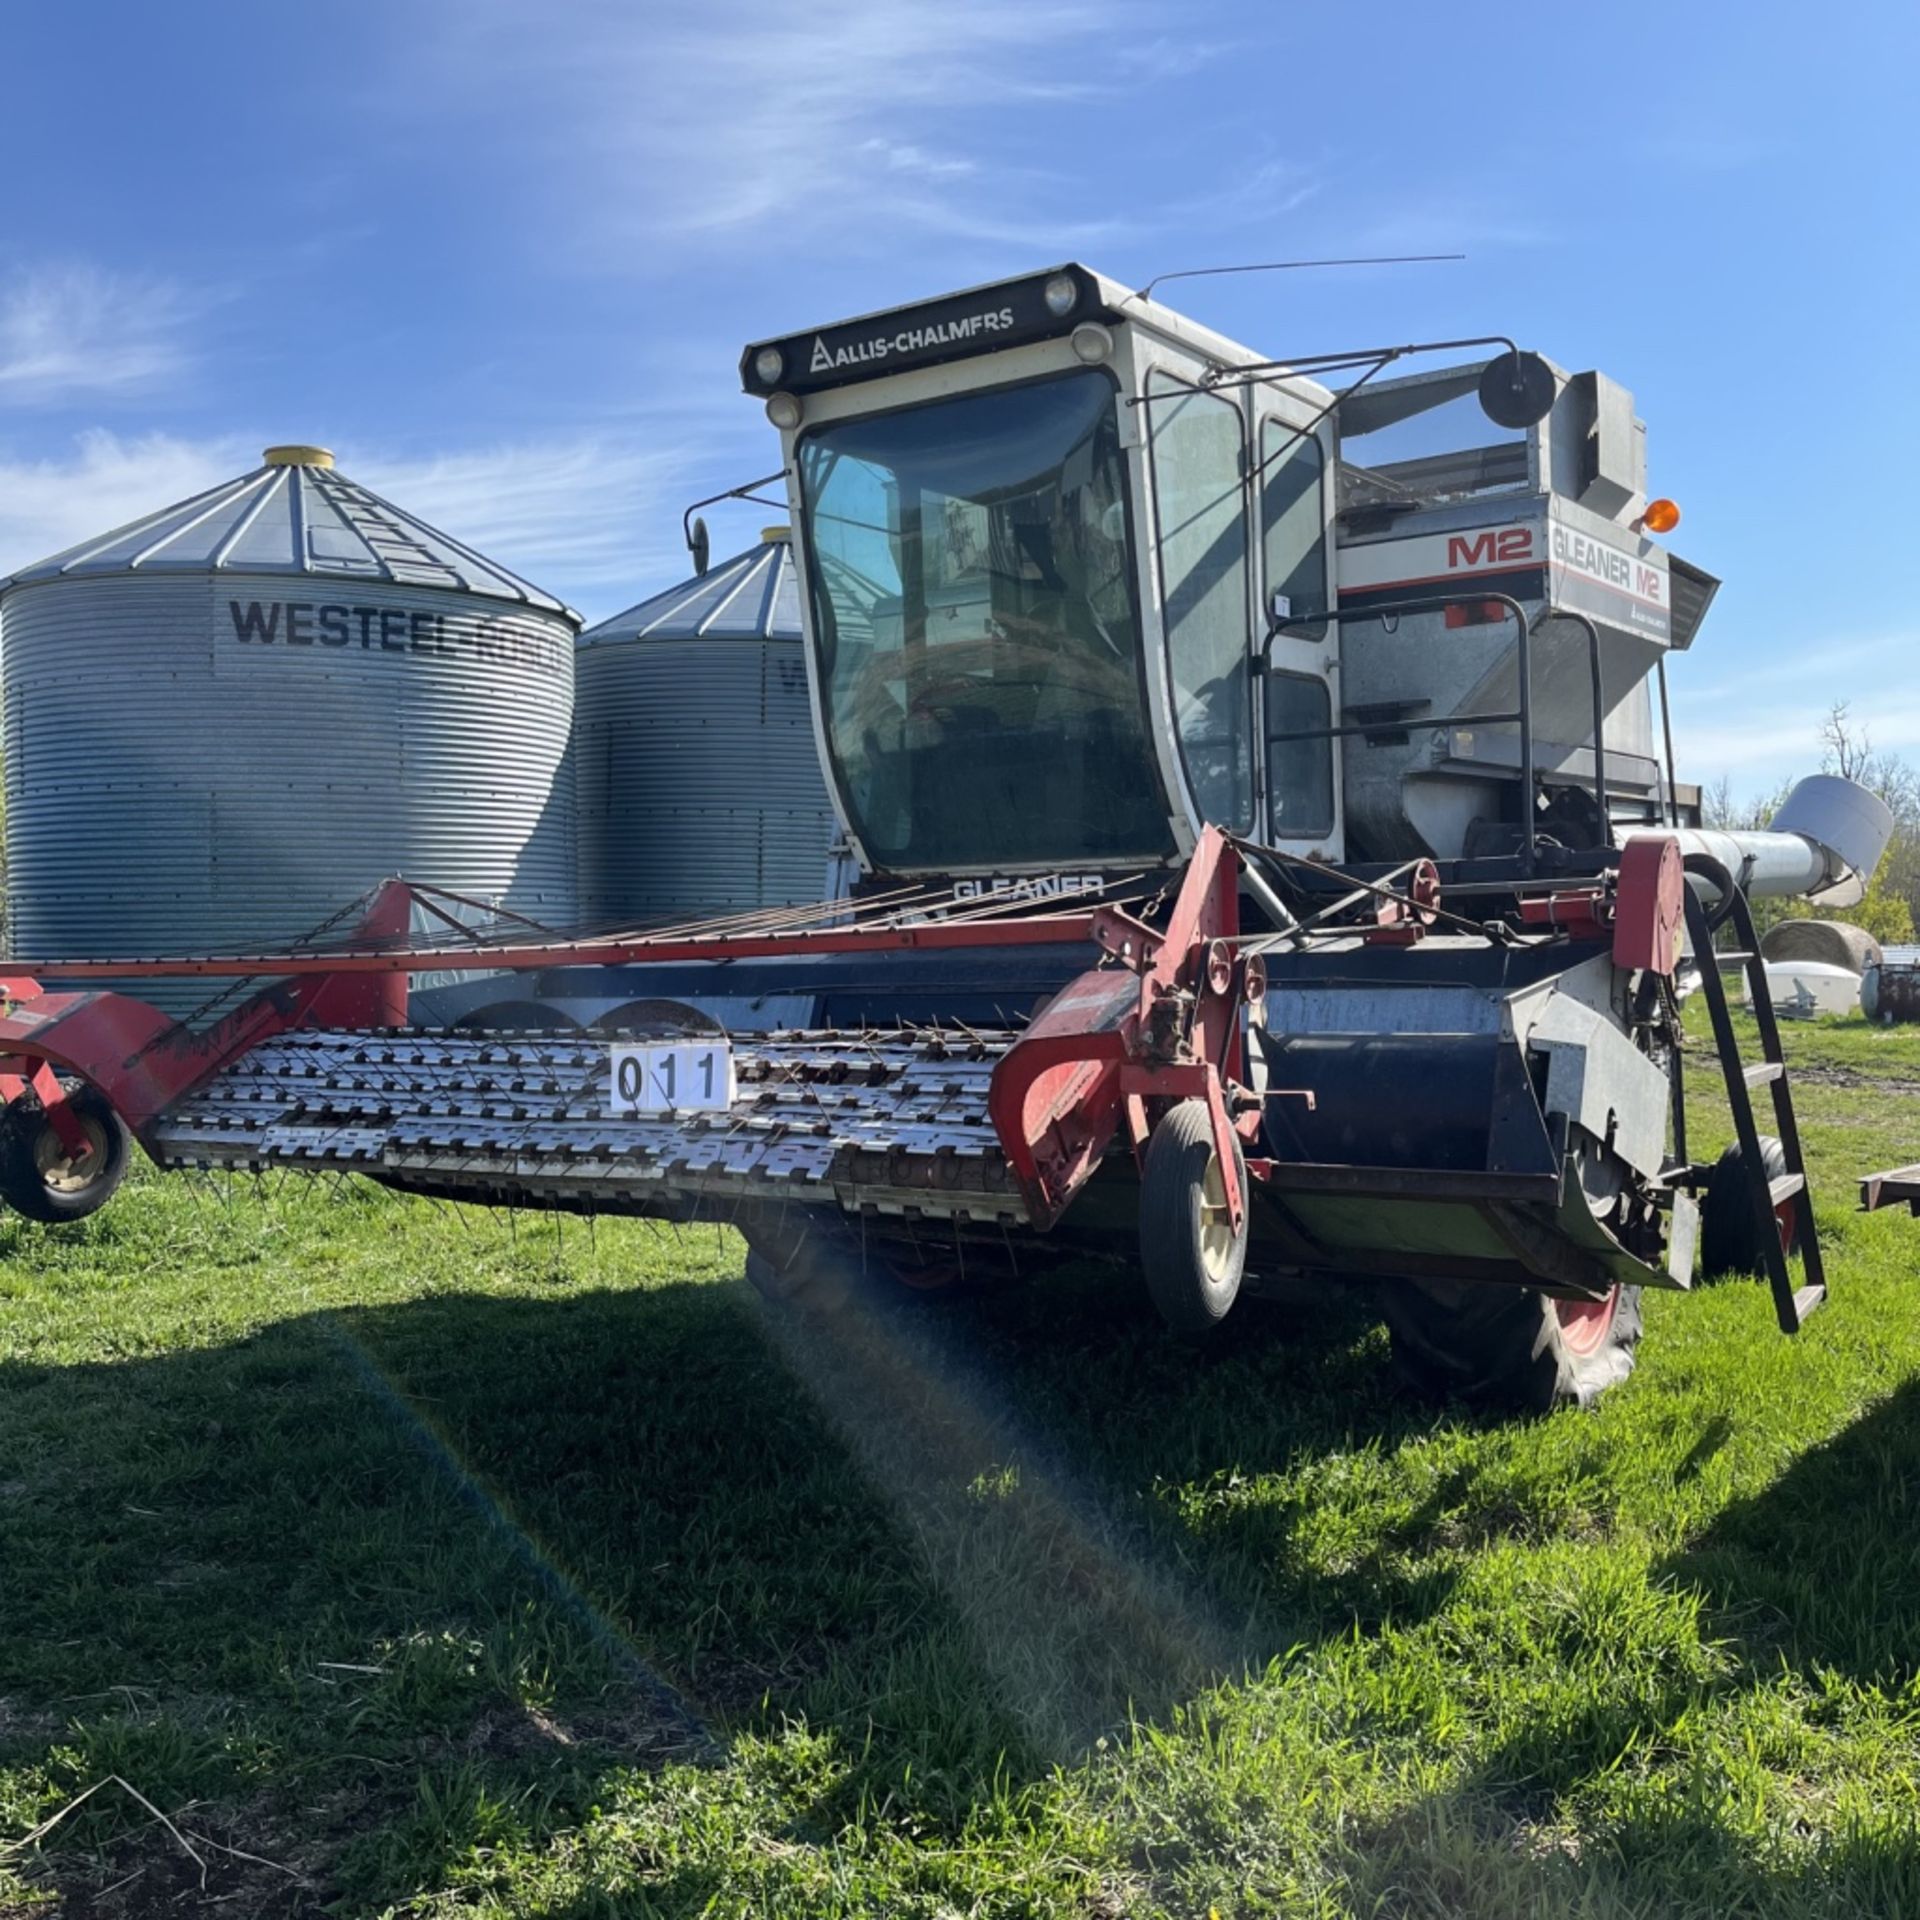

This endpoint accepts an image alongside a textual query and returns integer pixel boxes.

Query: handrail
[1265,591,1616,875]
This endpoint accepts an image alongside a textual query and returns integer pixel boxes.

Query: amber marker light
[1640,497,1681,534]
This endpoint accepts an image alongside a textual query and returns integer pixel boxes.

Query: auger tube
[1626,774,1893,907]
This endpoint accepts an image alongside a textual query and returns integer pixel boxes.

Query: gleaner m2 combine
[0,265,1894,1408]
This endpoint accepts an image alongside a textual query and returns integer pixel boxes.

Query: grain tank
[0,446,578,994]
[574,529,838,927]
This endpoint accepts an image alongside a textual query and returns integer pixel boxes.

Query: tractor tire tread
[1700,1133,1788,1281]
[1379,1277,1642,1413]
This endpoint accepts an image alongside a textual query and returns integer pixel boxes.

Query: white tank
[1757,960,1860,1019]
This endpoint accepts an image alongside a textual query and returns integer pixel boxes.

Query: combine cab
[0,265,1893,1409]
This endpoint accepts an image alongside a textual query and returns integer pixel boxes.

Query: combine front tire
[1380,1280,1642,1412]
[742,1219,857,1309]
[0,1083,131,1225]
[1140,1099,1248,1340]
[1699,1134,1792,1279]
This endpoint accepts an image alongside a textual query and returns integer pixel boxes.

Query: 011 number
[607,1041,734,1115]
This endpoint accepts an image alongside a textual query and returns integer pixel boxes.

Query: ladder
[1682,883,1824,1331]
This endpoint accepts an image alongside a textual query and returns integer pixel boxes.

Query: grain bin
[0,447,578,996]
[574,529,839,927]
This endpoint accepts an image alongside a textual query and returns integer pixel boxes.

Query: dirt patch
[7,1793,326,1919]
[460,1686,710,1766]
[1780,1064,1920,1096]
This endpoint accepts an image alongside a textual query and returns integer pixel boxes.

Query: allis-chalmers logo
[808,306,1018,376]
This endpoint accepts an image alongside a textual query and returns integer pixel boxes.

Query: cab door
[1255,414,1342,857]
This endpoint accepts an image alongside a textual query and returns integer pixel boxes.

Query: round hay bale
[1760,918,1883,975]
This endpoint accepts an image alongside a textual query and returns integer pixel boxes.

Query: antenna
[1134,254,1465,302]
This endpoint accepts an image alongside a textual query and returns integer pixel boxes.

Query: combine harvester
[0,266,1893,1408]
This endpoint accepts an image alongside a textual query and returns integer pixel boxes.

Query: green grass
[3,1011,1920,1916]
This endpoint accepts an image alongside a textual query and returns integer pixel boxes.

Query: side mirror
[1478,350,1557,430]
[688,514,711,577]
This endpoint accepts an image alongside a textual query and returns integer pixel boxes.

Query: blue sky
[1,0,1913,801]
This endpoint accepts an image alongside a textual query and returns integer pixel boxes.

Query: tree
[1704,704,1919,946]
[1820,700,1920,820]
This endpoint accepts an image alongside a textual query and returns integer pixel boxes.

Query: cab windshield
[796,369,1172,872]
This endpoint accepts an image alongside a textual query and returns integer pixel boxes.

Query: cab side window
[1261,421,1328,639]
[1148,371,1253,830]
[1265,671,1335,839]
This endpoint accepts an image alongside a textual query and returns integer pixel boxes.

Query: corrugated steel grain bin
[0,446,579,1002]
[574,530,838,926]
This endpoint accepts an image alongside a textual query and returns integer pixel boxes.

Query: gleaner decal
[808,305,1018,377]
[951,872,1104,904]
[1550,524,1666,610]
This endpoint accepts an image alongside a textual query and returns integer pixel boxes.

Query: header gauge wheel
[0,1083,131,1225]
[1140,1099,1248,1341]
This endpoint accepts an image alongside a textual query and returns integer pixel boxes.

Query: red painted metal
[1519,889,1610,942]
[29,1059,92,1157]
[19,906,1104,982]
[1362,856,1441,947]
[0,882,419,1138]
[1118,1060,1245,1230]
[990,827,1248,1231]
[0,1020,109,1156]
[987,969,1135,1226]
[1612,834,1683,976]
[1552,1286,1621,1357]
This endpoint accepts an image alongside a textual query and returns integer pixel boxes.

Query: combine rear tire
[1699,1134,1791,1280]
[1140,1099,1248,1340]
[0,1083,131,1225]
[1380,1279,1642,1412]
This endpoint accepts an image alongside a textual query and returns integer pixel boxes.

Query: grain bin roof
[579,528,800,648]
[0,445,577,619]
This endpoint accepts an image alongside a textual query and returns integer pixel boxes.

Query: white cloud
[1108,35,1237,81]
[1670,690,1920,807]
[357,439,695,616]
[1337,200,1552,257]
[1670,628,1917,799]
[860,139,976,181]
[428,0,1159,254]
[0,430,248,578]
[0,430,702,622]
[0,266,202,406]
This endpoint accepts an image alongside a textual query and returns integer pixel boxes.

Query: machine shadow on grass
[10,1236,1920,1915]
[1313,1377,1920,1920]
[1658,1371,1920,1688]
[0,1248,1470,1912]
